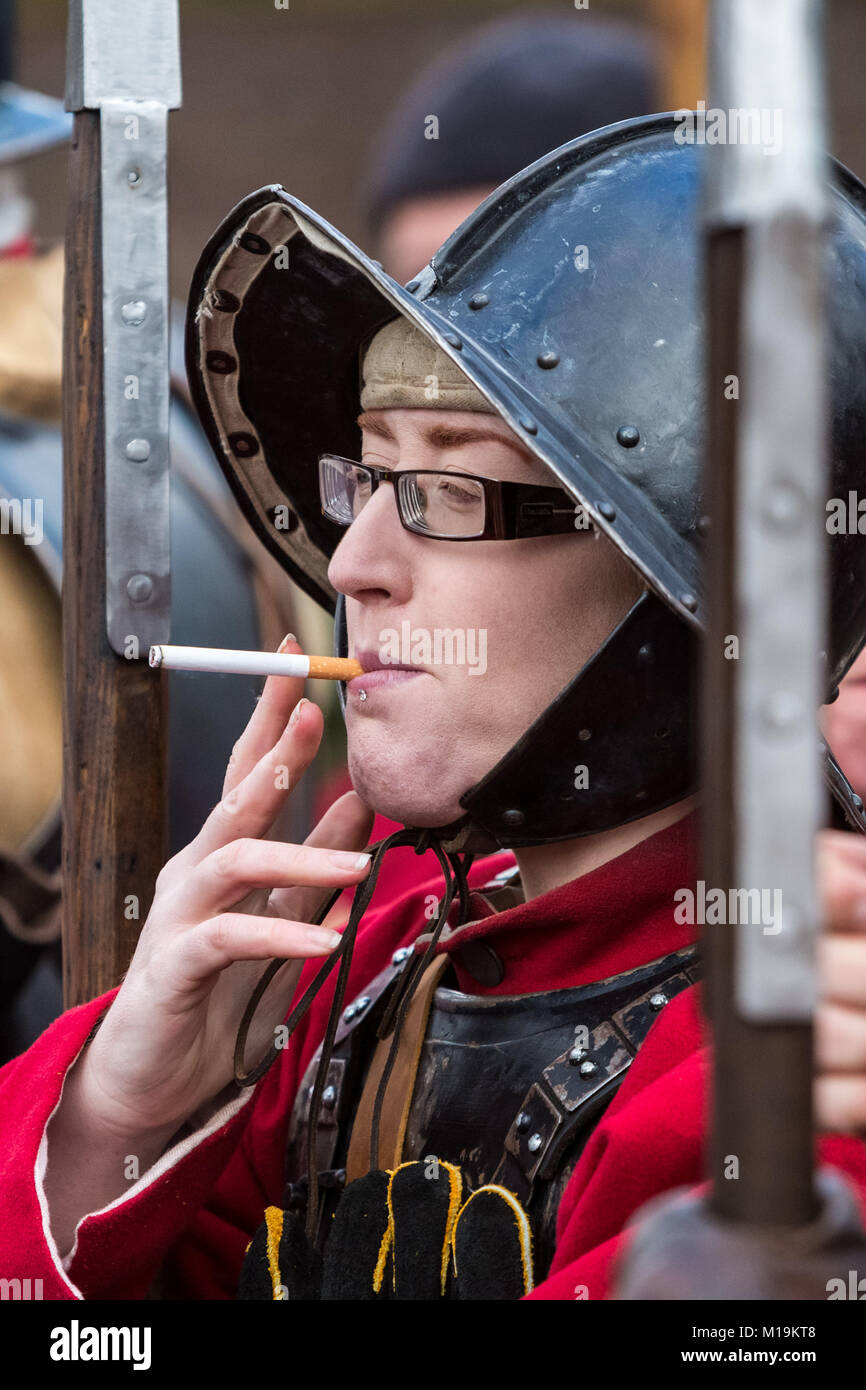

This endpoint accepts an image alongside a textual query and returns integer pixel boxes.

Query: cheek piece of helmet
[186,114,866,1247]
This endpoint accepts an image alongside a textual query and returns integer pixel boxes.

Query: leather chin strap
[234,824,475,1245]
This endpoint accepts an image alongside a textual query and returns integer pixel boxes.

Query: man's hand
[72,637,374,1140]
[816,829,866,1134]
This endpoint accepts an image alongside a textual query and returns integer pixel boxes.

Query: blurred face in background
[378,186,496,285]
[823,648,866,799]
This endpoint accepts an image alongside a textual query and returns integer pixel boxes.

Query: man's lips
[347,646,428,695]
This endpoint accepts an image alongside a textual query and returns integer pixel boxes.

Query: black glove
[239,1159,535,1301]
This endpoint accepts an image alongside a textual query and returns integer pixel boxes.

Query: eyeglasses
[318,454,593,541]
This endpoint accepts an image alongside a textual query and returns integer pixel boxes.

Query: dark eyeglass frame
[318,454,593,541]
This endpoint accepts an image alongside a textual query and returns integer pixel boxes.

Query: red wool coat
[2,812,865,1300]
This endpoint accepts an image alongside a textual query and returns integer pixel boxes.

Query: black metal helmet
[185,113,866,852]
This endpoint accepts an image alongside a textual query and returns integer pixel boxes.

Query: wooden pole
[61,38,172,1007]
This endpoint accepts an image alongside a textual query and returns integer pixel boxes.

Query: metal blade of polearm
[702,0,827,1226]
[66,0,179,653]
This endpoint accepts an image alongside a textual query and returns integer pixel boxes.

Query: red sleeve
[0,985,268,1301]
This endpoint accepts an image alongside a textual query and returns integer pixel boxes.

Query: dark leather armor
[283,895,700,1283]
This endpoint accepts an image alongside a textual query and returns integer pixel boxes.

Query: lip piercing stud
[358,689,367,702]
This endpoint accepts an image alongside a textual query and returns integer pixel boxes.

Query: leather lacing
[234,825,474,1245]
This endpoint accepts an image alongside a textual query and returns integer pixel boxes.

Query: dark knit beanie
[363,7,658,236]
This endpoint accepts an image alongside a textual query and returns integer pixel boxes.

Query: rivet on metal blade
[121,299,147,325]
[126,574,153,602]
[763,690,803,730]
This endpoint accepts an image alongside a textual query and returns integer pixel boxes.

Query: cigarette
[148,645,364,681]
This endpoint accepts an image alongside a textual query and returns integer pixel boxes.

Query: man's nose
[327,478,411,600]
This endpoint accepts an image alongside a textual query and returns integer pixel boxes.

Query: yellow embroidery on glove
[372,1170,396,1295]
[438,1161,463,1296]
[263,1206,285,1300]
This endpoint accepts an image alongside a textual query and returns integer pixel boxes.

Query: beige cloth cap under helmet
[359,315,497,414]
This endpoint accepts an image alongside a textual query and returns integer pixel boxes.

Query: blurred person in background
[824,649,866,825]
[365,7,656,284]
[0,0,305,1061]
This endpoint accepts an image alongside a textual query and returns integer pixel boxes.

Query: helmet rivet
[649,992,668,1011]
[527,1133,544,1154]
[444,331,462,350]
[468,292,489,309]
[502,808,525,827]
[681,592,698,613]
[598,501,616,522]
[853,795,864,810]
[637,643,653,663]
[515,1111,532,1133]
[537,350,559,369]
[405,279,420,293]
[519,416,538,435]
[616,425,640,448]
[579,1060,598,1078]
[578,728,591,741]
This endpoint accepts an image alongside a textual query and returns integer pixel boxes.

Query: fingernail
[289,697,308,727]
[278,633,297,653]
[307,927,342,951]
[329,850,371,870]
